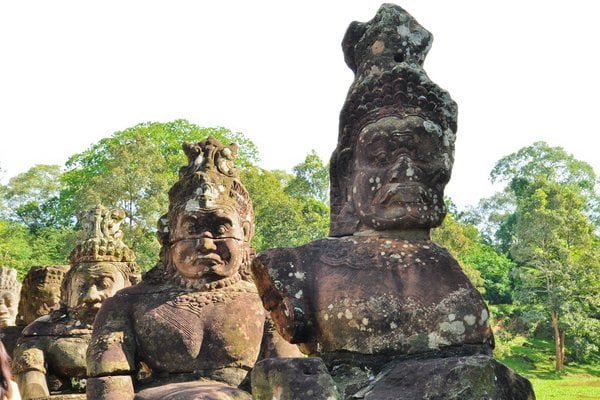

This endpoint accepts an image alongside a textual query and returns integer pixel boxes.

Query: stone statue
[0,267,20,329]
[16,265,70,327]
[12,205,141,400]
[251,4,535,399]
[86,137,302,400]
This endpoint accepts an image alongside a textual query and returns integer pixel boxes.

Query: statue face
[352,115,451,230]
[67,262,126,323]
[170,207,249,281]
[35,284,61,318]
[0,291,17,327]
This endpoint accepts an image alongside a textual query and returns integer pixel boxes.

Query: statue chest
[133,291,266,373]
[46,334,91,378]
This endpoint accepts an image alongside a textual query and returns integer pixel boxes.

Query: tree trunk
[551,309,565,373]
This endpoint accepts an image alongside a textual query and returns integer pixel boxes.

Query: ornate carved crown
[157,137,254,246]
[23,265,70,287]
[69,204,136,263]
[337,3,457,153]
[0,267,21,291]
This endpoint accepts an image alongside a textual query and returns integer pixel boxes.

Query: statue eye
[217,224,230,236]
[186,221,199,235]
[99,278,113,289]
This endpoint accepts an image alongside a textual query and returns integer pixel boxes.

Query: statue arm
[12,337,49,400]
[251,252,311,344]
[86,295,136,399]
[259,315,305,359]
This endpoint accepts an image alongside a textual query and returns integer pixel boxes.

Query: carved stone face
[170,207,250,281]
[66,262,126,324]
[0,291,17,327]
[352,115,451,230]
[34,284,61,319]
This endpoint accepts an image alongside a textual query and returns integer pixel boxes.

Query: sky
[1,1,599,210]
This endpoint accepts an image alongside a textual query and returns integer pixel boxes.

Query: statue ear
[241,221,254,241]
[329,147,358,236]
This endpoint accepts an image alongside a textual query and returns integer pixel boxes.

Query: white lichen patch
[464,314,476,326]
[448,313,455,321]
[337,312,343,319]
[294,290,303,299]
[294,271,305,280]
[344,309,353,320]
[328,304,334,310]
[390,322,397,329]
[479,309,489,326]
[428,331,450,349]
[439,320,465,335]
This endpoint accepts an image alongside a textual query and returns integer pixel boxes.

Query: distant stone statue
[16,265,70,327]
[12,205,141,400]
[86,137,301,400]
[0,267,20,329]
[251,4,535,399]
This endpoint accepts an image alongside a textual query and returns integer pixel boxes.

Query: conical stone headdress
[330,3,458,236]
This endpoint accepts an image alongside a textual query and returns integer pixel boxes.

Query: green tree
[243,165,329,253]
[62,120,258,269]
[511,178,599,371]
[0,219,32,279]
[1,164,64,231]
[284,150,330,204]
[491,141,599,227]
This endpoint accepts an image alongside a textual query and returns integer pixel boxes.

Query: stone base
[251,356,535,400]
[134,380,252,400]
[251,357,339,400]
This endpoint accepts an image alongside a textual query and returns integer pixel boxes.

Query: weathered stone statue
[1,265,69,360]
[0,267,20,329]
[17,265,70,327]
[86,137,301,400]
[251,4,535,399]
[12,205,141,400]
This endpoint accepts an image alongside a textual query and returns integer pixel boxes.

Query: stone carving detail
[0,267,21,328]
[86,137,301,400]
[251,4,535,399]
[17,265,70,327]
[12,205,141,400]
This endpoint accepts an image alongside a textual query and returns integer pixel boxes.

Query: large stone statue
[1,265,69,360]
[0,267,20,329]
[17,265,70,327]
[13,205,141,400]
[251,4,535,399]
[0,267,22,356]
[86,137,301,400]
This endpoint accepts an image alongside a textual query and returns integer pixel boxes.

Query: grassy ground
[496,336,600,399]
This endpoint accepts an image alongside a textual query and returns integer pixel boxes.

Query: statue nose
[197,237,217,252]
[389,156,413,183]
[83,285,102,303]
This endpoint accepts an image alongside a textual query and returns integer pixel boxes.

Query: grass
[496,335,600,399]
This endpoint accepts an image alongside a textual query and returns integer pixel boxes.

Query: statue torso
[253,236,493,357]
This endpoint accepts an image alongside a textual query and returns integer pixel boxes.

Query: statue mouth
[195,255,223,266]
[375,183,429,205]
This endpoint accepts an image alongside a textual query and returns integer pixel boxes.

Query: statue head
[0,267,21,328]
[62,205,140,325]
[154,137,255,289]
[330,4,458,236]
[17,265,70,326]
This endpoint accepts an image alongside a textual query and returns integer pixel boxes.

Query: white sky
[1,1,599,210]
